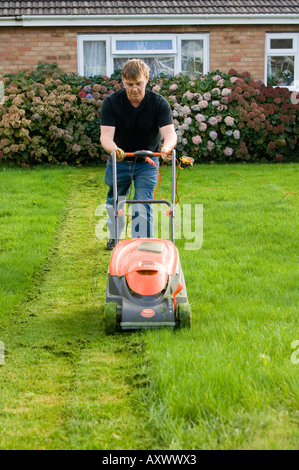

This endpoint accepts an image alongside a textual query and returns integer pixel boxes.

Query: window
[77,34,209,78]
[266,33,299,89]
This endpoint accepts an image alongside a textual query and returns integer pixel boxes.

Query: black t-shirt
[100,88,173,152]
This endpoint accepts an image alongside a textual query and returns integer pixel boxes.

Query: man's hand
[161,146,172,162]
[111,147,126,162]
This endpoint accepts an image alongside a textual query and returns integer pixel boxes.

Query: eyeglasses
[123,80,146,89]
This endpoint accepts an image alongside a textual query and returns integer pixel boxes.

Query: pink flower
[199,122,207,132]
[169,84,178,91]
[180,105,191,116]
[224,147,233,156]
[224,116,235,126]
[63,102,71,112]
[233,130,240,139]
[198,100,209,108]
[183,90,194,100]
[195,113,206,122]
[92,84,102,92]
[211,87,221,95]
[208,117,218,126]
[234,86,242,94]
[207,140,215,151]
[184,117,192,125]
[192,135,202,145]
[152,84,161,92]
[222,88,232,96]
[209,131,218,140]
[10,144,19,152]
[203,92,211,101]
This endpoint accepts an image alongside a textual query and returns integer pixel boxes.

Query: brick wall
[0,23,298,80]
[209,25,266,79]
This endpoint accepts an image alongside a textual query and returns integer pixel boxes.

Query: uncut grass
[144,163,298,450]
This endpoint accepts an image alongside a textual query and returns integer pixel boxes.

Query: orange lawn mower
[104,149,192,334]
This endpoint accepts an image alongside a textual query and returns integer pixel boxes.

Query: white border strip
[0,14,299,27]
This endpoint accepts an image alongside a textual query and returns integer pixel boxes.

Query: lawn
[0,162,298,450]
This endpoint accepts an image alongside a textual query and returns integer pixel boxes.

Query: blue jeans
[104,157,159,239]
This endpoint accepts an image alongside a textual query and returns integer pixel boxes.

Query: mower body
[105,238,189,331]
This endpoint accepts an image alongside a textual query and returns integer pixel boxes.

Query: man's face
[122,75,148,103]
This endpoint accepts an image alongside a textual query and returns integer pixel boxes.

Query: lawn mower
[104,149,191,334]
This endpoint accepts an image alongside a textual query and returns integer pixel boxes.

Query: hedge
[0,62,298,165]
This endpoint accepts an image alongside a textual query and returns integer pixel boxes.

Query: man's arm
[100,125,117,155]
[100,126,126,161]
[160,124,177,161]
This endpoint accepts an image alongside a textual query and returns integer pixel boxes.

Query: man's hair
[121,59,150,81]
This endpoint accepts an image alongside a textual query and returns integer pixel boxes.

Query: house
[0,1,299,88]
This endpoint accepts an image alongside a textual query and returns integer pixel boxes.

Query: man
[100,59,177,250]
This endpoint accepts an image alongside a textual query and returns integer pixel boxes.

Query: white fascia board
[0,14,299,27]
[0,17,23,26]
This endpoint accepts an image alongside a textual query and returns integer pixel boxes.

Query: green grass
[0,166,69,321]
[0,162,298,449]
[0,165,157,449]
[145,163,299,449]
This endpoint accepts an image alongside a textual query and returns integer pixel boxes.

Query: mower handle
[111,148,176,244]
[124,150,170,158]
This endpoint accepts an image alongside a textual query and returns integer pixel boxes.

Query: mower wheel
[178,303,191,328]
[104,302,118,335]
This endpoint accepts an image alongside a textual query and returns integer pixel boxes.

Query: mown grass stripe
[0,167,159,450]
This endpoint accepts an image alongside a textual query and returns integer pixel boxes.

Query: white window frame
[111,34,177,56]
[178,34,209,76]
[77,34,112,77]
[265,32,299,90]
[77,33,209,77]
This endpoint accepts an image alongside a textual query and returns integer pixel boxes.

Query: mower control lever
[129,150,154,158]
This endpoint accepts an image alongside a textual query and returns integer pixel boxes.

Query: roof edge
[0,14,299,27]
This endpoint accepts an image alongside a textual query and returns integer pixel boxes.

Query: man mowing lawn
[100,59,177,250]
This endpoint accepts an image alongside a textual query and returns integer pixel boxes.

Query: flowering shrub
[0,62,298,165]
[226,71,299,162]
[0,62,121,164]
[150,70,299,162]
